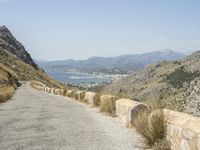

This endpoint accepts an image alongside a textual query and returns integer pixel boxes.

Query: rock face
[0,26,37,68]
[184,79,200,116]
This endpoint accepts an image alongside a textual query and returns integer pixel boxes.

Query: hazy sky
[0,0,200,60]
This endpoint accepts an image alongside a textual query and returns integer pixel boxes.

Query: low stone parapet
[74,91,86,101]
[84,92,100,106]
[54,89,59,95]
[47,88,51,93]
[60,89,64,96]
[50,88,55,94]
[165,109,200,150]
[44,87,51,93]
[62,89,68,96]
[116,99,147,125]
[44,87,49,92]
[30,81,45,91]
[66,90,75,97]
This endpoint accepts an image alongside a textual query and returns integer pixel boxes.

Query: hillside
[38,49,184,74]
[0,26,67,102]
[0,64,19,102]
[104,51,200,117]
[0,26,37,68]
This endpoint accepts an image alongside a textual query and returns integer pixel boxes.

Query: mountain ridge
[37,49,185,74]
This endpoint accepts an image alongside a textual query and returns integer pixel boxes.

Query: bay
[47,71,112,85]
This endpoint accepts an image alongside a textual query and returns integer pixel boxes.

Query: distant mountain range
[37,49,185,74]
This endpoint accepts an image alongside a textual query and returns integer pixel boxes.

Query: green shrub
[165,67,200,88]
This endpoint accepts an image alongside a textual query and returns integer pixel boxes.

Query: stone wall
[165,109,200,150]
[84,92,100,106]
[116,99,147,125]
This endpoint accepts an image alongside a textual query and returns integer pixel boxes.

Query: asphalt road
[0,84,141,150]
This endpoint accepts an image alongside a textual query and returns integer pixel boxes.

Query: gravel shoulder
[0,84,142,150]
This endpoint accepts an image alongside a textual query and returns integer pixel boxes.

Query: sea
[47,71,113,86]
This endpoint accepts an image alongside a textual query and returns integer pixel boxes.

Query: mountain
[0,25,66,102]
[37,49,185,74]
[0,26,37,68]
[103,51,200,117]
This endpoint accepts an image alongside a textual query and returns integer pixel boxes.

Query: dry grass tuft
[152,138,171,150]
[81,97,88,104]
[100,95,118,115]
[94,93,101,106]
[0,85,15,103]
[133,100,171,149]
[76,91,86,102]
[74,92,79,100]
[62,89,68,96]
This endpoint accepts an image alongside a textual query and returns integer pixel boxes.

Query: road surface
[0,84,141,150]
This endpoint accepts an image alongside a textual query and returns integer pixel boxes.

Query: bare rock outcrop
[184,79,200,117]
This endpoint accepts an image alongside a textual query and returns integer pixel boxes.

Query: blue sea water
[47,71,112,85]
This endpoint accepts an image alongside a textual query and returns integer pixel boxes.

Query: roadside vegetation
[165,66,200,89]
[0,65,18,103]
[133,100,171,150]
[0,84,15,103]
[100,95,118,115]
